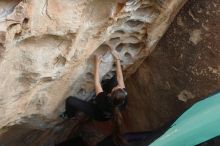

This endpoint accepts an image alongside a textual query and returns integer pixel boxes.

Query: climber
[63,50,128,146]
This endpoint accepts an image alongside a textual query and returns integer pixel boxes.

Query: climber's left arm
[94,55,103,95]
[112,50,125,88]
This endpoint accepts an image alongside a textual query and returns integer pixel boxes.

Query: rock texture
[1,0,219,145]
[0,0,186,131]
[125,0,220,132]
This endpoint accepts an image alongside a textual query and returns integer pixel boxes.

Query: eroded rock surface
[0,0,188,145]
[1,0,219,145]
[0,0,186,129]
[125,0,220,132]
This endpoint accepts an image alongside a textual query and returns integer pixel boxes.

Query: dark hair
[111,88,127,146]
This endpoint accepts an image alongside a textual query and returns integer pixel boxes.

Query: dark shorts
[65,96,109,121]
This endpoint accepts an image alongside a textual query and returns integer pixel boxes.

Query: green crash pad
[150,92,220,146]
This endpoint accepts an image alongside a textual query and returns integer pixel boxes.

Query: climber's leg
[65,96,96,118]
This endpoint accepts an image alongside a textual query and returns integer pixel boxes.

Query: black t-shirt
[101,75,118,94]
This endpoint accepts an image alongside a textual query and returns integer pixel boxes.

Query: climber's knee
[64,96,79,119]
[66,96,78,105]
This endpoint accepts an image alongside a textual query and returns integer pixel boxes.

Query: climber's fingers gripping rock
[111,50,120,60]
[95,54,102,65]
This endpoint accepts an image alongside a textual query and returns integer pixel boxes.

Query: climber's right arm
[94,55,103,95]
[111,50,125,88]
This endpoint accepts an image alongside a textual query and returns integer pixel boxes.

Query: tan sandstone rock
[0,0,187,145]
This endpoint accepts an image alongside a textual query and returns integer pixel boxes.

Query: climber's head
[110,87,127,107]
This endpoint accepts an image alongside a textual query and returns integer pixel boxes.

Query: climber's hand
[111,50,120,60]
[95,54,102,65]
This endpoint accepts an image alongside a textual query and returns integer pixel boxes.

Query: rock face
[125,0,220,132]
[0,0,186,130]
[0,0,219,145]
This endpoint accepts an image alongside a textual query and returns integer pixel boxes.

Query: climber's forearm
[95,84,103,95]
[116,59,125,88]
[94,63,103,95]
